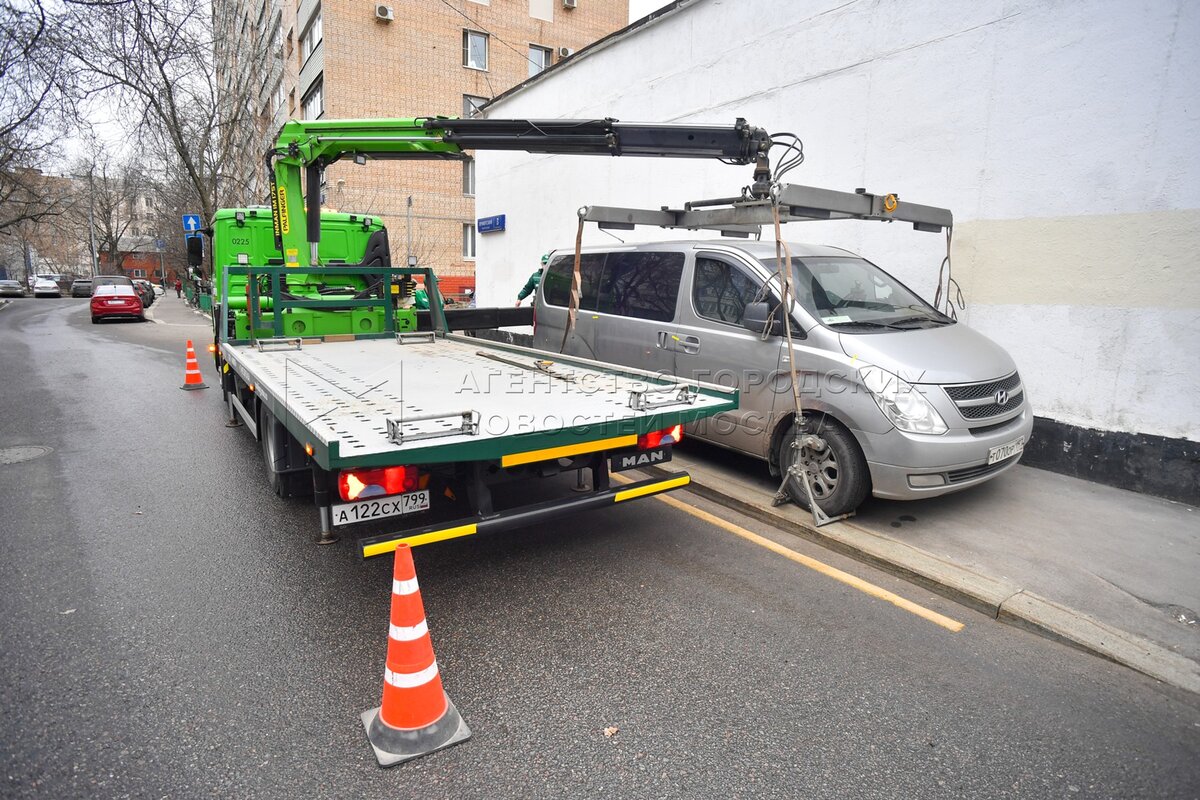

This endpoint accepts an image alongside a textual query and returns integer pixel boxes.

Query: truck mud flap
[357,472,690,558]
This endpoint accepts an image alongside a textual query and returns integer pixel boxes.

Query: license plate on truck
[331,491,430,526]
[987,436,1025,465]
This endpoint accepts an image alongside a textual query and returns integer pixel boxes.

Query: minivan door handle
[678,335,701,354]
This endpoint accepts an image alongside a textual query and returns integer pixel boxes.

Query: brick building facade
[215,0,629,293]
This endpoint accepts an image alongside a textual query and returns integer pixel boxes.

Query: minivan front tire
[777,417,870,517]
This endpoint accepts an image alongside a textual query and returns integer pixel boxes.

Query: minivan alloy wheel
[778,418,870,517]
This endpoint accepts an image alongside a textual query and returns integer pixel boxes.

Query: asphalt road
[1,297,1198,799]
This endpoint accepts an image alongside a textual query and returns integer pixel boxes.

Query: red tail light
[338,466,417,501]
[638,424,683,450]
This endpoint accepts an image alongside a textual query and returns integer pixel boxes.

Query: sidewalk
[650,440,1200,694]
[144,293,211,327]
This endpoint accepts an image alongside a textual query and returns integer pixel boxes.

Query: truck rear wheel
[777,417,870,517]
[259,404,313,498]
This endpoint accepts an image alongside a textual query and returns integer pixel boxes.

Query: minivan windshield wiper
[886,315,954,327]
[825,320,907,331]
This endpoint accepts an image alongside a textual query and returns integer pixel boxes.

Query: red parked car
[90,285,145,323]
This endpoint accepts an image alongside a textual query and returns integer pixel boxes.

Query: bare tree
[70,0,274,265]
[0,0,82,234]
[69,149,146,273]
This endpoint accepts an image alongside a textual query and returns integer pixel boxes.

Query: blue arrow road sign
[182,214,202,232]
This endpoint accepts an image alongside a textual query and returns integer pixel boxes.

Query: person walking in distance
[516,253,549,306]
[174,279,182,298]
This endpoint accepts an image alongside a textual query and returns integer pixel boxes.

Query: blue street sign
[182,214,202,233]
[477,214,505,233]
[154,239,166,251]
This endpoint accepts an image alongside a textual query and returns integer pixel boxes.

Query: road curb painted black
[647,463,1200,696]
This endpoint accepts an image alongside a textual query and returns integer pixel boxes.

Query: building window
[528,45,551,77]
[529,0,552,22]
[463,30,488,70]
[273,79,285,116]
[302,77,323,120]
[462,223,476,259]
[301,8,322,64]
[131,268,146,278]
[463,158,475,195]
[463,94,486,118]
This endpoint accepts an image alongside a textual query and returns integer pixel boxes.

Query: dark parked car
[0,279,26,298]
[133,279,155,308]
[91,275,141,304]
[90,285,145,323]
[71,278,93,297]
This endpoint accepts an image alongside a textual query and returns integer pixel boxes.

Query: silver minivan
[532,240,1033,515]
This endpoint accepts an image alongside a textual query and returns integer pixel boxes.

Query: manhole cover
[0,446,53,465]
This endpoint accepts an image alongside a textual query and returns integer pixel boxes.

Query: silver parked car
[0,279,26,298]
[532,241,1033,515]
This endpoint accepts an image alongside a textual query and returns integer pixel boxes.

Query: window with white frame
[301,77,323,120]
[301,8,322,63]
[463,158,475,195]
[528,44,551,77]
[463,94,486,118]
[462,30,487,70]
[462,223,476,259]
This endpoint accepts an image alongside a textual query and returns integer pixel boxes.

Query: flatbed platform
[221,333,737,470]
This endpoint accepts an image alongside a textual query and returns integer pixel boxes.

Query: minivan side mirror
[743,302,784,336]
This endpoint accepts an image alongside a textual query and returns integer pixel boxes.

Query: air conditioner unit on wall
[557,46,573,58]
[563,0,577,8]
[375,4,393,21]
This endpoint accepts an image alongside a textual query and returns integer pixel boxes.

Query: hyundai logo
[995,389,1010,406]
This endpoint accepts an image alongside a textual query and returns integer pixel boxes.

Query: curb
[651,463,1200,696]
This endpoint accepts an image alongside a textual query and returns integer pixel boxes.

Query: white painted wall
[476,0,1200,440]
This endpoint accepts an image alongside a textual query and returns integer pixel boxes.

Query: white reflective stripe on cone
[389,619,428,642]
[384,660,439,689]
[393,577,419,596]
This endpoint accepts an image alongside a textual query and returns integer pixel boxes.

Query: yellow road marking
[611,473,964,632]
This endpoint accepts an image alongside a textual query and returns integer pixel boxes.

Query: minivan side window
[542,253,605,309]
[595,251,683,322]
[692,256,763,325]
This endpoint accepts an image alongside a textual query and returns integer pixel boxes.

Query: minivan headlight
[859,365,947,435]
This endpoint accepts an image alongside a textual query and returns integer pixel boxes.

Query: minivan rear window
[543,251,683,323]
[543,253,605,310]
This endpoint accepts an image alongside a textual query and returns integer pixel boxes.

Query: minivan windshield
[759,256,952,330]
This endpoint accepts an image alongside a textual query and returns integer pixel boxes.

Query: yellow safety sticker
[501,434,638,468]
[277,185,290,234]
[613,475,690,502]
[361,523,478,557]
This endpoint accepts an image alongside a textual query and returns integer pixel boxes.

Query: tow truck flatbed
[223,333,735,471]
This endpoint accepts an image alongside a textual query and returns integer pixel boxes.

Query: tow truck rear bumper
[357,472,690,558]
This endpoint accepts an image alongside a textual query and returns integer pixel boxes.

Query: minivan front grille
[943,371,1024,421]
[959,390,1024,419]
[944,371,1021,401]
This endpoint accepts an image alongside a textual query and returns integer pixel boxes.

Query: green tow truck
[204,116,774,556]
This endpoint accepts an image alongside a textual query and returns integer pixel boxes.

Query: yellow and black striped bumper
[358,472,690,558]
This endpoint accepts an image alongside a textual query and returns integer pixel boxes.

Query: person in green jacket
[516,253,549,306]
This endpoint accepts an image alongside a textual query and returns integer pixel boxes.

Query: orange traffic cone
[180,339,208,391]
[361,544,470,767]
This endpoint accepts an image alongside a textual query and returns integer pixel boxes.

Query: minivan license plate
[331,490,430,526]
[987,436,1025,465]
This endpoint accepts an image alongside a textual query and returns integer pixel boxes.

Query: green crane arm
[267,116,772,266]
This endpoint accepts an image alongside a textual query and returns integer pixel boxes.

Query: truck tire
[777,417,870,517]
[259,404,313,499]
